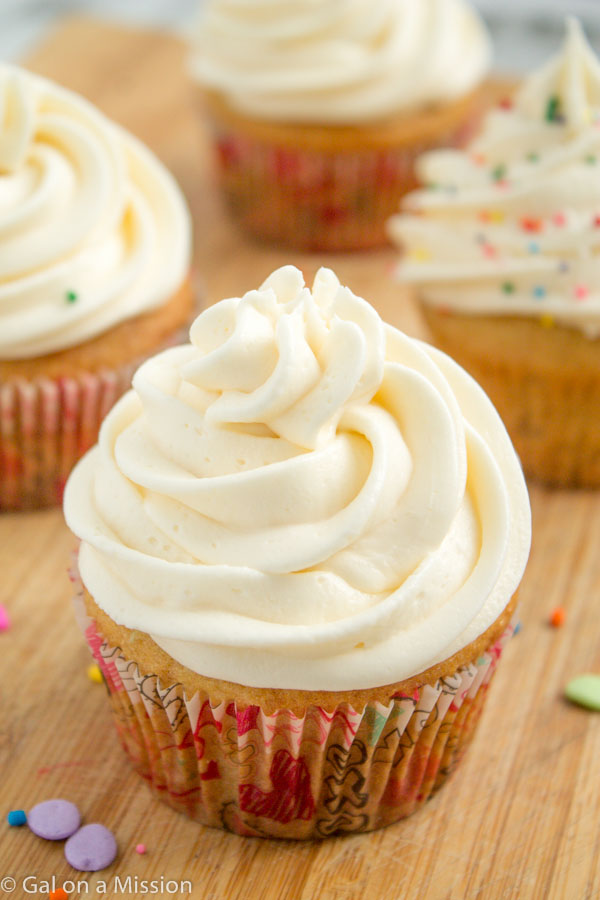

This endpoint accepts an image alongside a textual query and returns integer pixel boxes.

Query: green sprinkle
[565,674,600,711]
[501,281,515,294]
[492,163,507,182]
[585,154,597,165]
[66,290,78,304]
[526,152,540,163]
[545,95,561,122]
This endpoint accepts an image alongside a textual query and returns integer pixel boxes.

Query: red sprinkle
[521,217,543,233]
[499,97,514,110]
[593,215,600,228]
[0,604,10,632]
[549,607,566,628]
[482,244,498,258]
[574,284,589,301]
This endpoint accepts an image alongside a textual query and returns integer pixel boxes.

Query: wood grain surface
[1,18,599,900]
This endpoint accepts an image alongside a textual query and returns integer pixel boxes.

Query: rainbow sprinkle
[574,284,589,301]
[502,281,515,294]
[521,217,543,233]
[545,95,562,123]
[65,290,78,304]
[533,285,546,299]
[540,314,555,328]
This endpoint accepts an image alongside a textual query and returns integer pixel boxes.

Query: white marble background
[0,0,599,72]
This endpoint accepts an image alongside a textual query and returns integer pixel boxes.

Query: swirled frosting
[389,18,600,338]
[64,266,530,691]
[190,0,491,124]
[0,64,191,359]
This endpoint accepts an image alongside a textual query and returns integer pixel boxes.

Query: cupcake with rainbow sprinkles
[389,18,600,487]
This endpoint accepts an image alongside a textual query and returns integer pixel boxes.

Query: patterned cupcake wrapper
[74,586,516,839]
[208,110,481,252]
[0,323,192,511]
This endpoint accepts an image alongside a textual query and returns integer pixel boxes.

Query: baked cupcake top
[190,0,491,124]
[64,266,530,691]
[0,64,191,359]
[389,18,600,337]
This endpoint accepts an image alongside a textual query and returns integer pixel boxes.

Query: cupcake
[389,18,600,487]
[64,265,530,838]
[189,0,491,251]
[0,64,194,510]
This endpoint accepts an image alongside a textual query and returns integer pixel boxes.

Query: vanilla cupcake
[64,265,530,838]
[189,0,491,250]
[389,19,600,487]
[0,64,194,509]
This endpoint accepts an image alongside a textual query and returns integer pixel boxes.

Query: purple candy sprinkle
[28,799,81,841]
[65,824,117,872]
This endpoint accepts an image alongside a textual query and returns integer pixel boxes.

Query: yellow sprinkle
[87,663,103,684]
[539,314,555,329]
[410,247,431,262]
[489,209,505,223]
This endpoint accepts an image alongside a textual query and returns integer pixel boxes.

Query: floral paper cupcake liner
[74,585,516,839]
[0,324,192,512]
[207,107,482,252]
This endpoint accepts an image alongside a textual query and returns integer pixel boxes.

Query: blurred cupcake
[65,265,530,838]
[0,64,194,510]
[389,19,600,487]
[189,0,491,251]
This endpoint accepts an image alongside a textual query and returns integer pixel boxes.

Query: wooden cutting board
[1,17,599,900]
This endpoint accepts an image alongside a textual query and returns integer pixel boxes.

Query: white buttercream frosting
[190,0,491,124]
[0,64,191,359]
[389,18,600,338]
[64,266,530,691]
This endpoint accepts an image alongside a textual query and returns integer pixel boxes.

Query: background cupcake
[0,63,194,510]
[64,265,530,838]
[189,0,491,251]
[389,18,600,487]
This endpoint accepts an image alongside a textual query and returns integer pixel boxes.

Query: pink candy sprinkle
[553,212,566,227]
[482,244,498,259]
[574,284,589,301]
[135,843,147,855]
[0,604,10,632]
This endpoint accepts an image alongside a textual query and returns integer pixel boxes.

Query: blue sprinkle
[558,261,570,273]
[514,622,522,635]
[7,810,27,827]
[528,242,540,254]
[533,285,546,299]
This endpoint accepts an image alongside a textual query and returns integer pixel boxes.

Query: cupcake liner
[0,324,192,512]
[207,109,481,252]
[74,584,516,838]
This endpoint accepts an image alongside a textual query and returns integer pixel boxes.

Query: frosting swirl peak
[0,64,191,359]
[389,18,600,337]
[190,0,491,124]
[65,267,530,690]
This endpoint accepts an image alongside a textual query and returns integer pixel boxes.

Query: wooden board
[1,17,599,900]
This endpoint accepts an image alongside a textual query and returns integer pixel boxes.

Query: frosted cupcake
[389,19,600,487]
[190,0,491,251]
[64,265,530,838]
[0,64,193,509]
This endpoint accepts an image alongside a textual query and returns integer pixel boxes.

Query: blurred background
[0,0,599,71]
